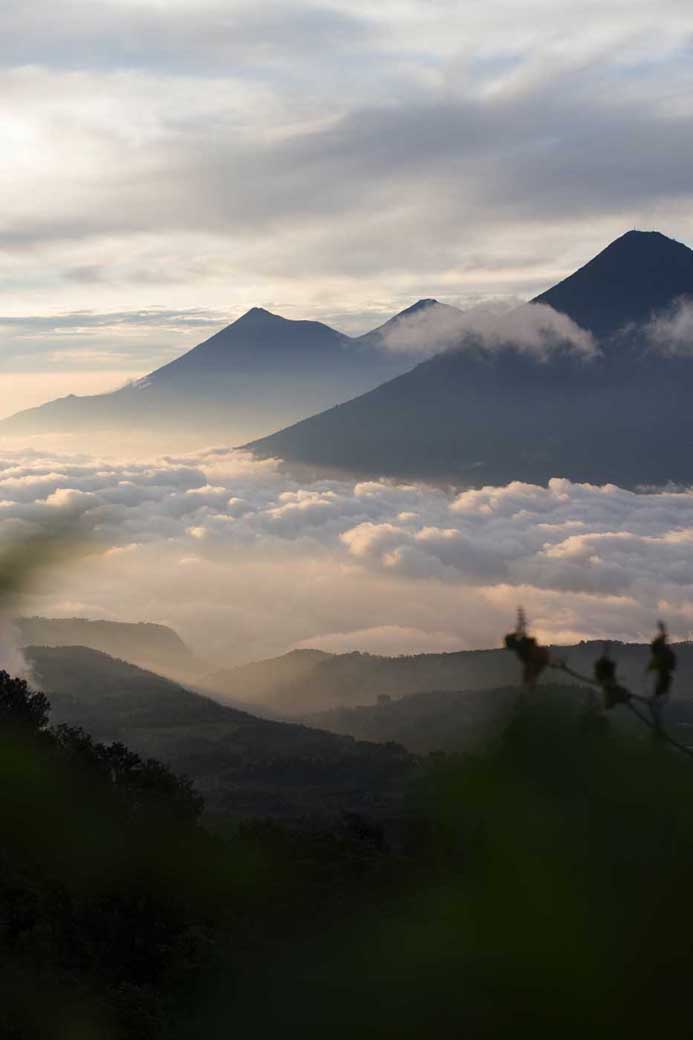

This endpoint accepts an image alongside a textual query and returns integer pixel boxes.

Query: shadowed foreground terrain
[7,656,693,1036]
[305,678,693,753]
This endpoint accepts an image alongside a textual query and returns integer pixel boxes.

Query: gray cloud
[2,8,693,288]
[0,308,229,333]
[0,2,372,75]
[0,308,234,375]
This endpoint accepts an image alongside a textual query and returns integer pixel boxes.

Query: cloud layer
[2,445,693,665]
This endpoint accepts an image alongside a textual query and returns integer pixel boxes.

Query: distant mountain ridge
[17,616,201,680]
[248,231,693,486]
[207,638,693,716]
[0,303,439,446]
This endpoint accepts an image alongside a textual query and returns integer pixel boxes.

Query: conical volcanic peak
[533,229,693,337]
[248,231,693,488]
[0,301,424,445]
[359,298,462,350]
[396,298,440,316]
[147,306,353,382]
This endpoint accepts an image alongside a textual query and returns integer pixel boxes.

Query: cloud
[3,447,693,665]
[292,625,465,656]
[380,300,595,357]
[646,298,693,355]
[0,309,228,333]
[0,2,371,76]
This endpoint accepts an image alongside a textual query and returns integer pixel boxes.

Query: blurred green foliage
[198,689,693,1038]
[6,650,693,1036]
[0,534,84,602]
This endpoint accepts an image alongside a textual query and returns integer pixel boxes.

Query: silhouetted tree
[0,670,50,729]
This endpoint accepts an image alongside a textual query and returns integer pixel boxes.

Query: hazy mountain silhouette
[208,638,693,716]
[0,305,434,446]
[247,231,693,486]
[28,645,414,821]
[17,616,201,680]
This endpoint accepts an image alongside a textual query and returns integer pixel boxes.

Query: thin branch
[550,661,693,759]
[550,661,649,703]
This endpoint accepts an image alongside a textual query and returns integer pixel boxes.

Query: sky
[3,0,693,415]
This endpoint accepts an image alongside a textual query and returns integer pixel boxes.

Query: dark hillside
[28,645,416,822]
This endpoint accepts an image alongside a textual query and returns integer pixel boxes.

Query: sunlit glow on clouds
[2,445,693,665]
[1,0,693,402]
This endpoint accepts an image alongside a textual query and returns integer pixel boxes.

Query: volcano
[247,231,693,487]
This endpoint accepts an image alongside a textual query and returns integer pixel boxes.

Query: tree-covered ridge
[0,668,415,1037]
[27,645,417,822]
[0,669,210,1035]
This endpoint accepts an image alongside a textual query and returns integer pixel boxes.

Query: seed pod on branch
[504,608,550,689]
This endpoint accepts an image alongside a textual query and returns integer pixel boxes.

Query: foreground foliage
[6,663,693,1037]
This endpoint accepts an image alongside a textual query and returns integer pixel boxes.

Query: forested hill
[27,645,415,822]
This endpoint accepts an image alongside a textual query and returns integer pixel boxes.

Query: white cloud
[380,300,595,357]
[2,447,693,665]
[646,298,693,354]
[292,625,464,656]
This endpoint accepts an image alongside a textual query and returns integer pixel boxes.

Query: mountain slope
[248,231,693,486]
[0,305,431,446]
[533,229,693,336]
[28,645,415,821]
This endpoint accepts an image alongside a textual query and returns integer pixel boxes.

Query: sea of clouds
[1,445,693,667]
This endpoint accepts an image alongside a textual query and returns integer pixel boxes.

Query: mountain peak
[533,229,693,337]
[400,298,440,316]
[358,298,458,347]
[235,306,284,325]
[598,228,689,257]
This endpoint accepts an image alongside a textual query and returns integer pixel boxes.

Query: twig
[550,661,693,759]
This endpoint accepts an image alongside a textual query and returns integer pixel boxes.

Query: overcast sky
[3,0,693,413]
